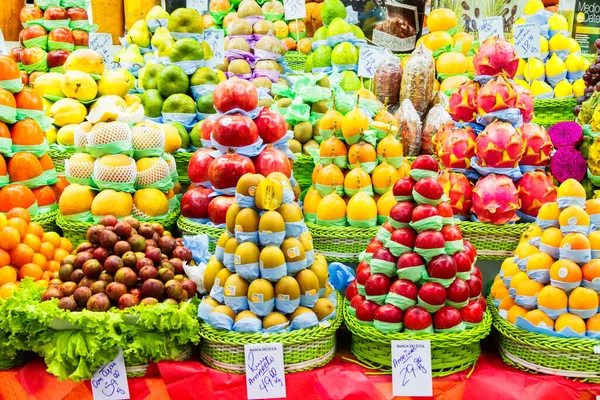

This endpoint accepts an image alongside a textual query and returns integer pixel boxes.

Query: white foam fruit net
[117,104,145,124]
[136,157,170,187]
[94,156,137,183]
[132,204,152,220]
[163,153,177,173]
[65,158,94,179]
[74,123,90,149]
[132,123,165,150]
[87,122,132,146]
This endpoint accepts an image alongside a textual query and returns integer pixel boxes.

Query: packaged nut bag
[399,44,435,118]
[398,99,422,156]
[421,105,451,155]
[374,50,402,109]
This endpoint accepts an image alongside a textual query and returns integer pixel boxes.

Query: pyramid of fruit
[345,155,486,333]
[492,178,600,339]
[196,172,337,332]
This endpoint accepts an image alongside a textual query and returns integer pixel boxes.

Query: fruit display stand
[292,153,315,190]
[284,51,309,74]
[177,215,224,252]
[532,98,578,127]
[199,292,343,373]
[306,221,379,263]
[456,221,532,260]
[46,147,74,173]
[173,151,193,185]
[31,208,61,233]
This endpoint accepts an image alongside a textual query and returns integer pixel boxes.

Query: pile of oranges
[0,207,73,299]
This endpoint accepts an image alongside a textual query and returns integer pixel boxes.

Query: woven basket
[56,208,181,245]
[199,292,343,373]
[344,299,492,376]
[125,346,192,378]
[307,221,379,263]
[488,297,600,382]
[292,154,314,191]
[177,215,224,252]
[173,152,192,185]
[47,148,75,173]
[284,51,308,73]
[532,97,577,127]
[457,221,530,260]
[32,209,60,233]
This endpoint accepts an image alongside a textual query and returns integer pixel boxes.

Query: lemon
[573,79,586,98]
[524,0,544,15]
[531,80,554,98]
[540,36,549,56]
[546,53,567,78]
[45,126,58,145]
[514,17,527,25]
[49,98,87,127]
[548,14,569,32]
[514,79,530,90]
[553,79,573,98]
[524,58,545,82]
[583,57,591,71]
[567,37,581,54]
[436,52,468,75]
[565,53,585,73]
[516,58,526,79]
[57,124,77,146]
[549,32,570,53]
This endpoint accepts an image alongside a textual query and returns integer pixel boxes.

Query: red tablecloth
[1,350,598,400]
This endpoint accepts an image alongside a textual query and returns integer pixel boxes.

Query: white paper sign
[391,340,433,397]
[187,0,208,14]
[90,349,130,400]
[477,17,504,41]
[284,0,306,21]
[88,33,114,66]
[0,29,7,55]
[513,23,541,59]
[203,29,225,68]
[358,44,383,78]
[244,343,286,399]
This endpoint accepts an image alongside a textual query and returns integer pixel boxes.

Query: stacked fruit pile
[9,3,93,84]
[492,179,600,339]
[574,40,600,121]
[196,171,336,332]
[345,155,486,333]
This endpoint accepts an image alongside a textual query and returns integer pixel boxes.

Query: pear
[237,0,263,18]
[168,8,204,34]
[127,20,151,48]
[145,5,169,21]
[151,27,173,49]
[120,44,145,64]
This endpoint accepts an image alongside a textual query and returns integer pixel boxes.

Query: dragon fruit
[448,80,480,123]
[516,171,558,217]
[475,120,524,168]
[519,123,554,167]
[438,170,473,217]
[473,37,520,78]
[472,174,520,224]
[547,121,583,149]
[437,126,477,169]
[477,75,518,115]
[550,147,587,182]
[512,82,534,123]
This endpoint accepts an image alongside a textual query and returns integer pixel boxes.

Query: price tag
[187,0,208,15]
[203,28,225,68]
[391,340,432,397]
[358,44,383,78]
[90,349,130,400]
[88,33,114,66]
[284,0,306,21]
[477,16,504,41]
[513,23,540,59]
[0,29,7,55]
[244,343,286,399]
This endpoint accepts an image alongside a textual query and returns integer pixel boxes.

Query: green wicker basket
[284,51,308,73]
[199,292,343,373]
[47,148,75,173]
[56,209,181,245]
[177,215,225,252]
[344,300,492,376]
[532,97,577,127]
[307,221,379,263]
[31,209,60,233]
[488,297,600,382]
[457,221,530,260]
[125,346,192,377]
[173,152,193,185]
[293,154,314,191]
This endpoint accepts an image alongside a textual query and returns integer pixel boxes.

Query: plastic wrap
[373,50,402,109]
[399,100,422,156]
[421,104,451,155]
[399,44,435,118]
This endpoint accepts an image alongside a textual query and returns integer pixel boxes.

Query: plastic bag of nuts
[399,44,435,118]
[374,50,402,109]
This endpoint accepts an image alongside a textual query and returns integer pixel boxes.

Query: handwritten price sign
[358,44,383,78]
[513,23,540,59]
[89,33,114,66]
[391,340,432,397]
[284,0,306,21]
[203,29,225,67]
[187,0,208,14]
[244,343,286,399]
[477,16,504,41]
[90,349,130,400]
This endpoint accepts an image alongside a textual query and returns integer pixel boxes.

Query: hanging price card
[90,349,130,400]
[203,28,225,67]
[89,33,114,66]
[284,0,306,21]
[391,340,433,397]
[477,16,504,41]
[513,23,541,59]
[358,44,383,78]
[187,0,208,14]
[245,343,287,399]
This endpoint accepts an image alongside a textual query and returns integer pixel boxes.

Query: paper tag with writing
[0,29,7,55]
[477,16,504,41]
[187,0,208,14]
[245,343,286,399]
[513,23,540,59]
[284,0,306,21]
[358,44,383,78]
[203,28,225,68]
[89,33,114,66]
[391,340,432,397]
[91,349,130,400]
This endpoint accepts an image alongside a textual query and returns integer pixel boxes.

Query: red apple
[397,252,425,271]
[207,195,235,225]
[253,146,291,178]
[208,152,255,190]
[188,148,214,185]
[441,225,463,241]
[476,295,487,312]
[213,77,259,113]
[350,294,366,310]
[415,230,445,250]
[254,107,287,143]
[413,177,443,201]
[427,254,457,280]
[356,260,370,276]
[371,247,397,265]
[403,306,433,330]
[9,47,23,63]
[20,6,43,23]
[410,155,439,174]
[21,47,47,67]
[48,27,75,45]
[392,177,416,199]
[72,30,89,47]
[374,304,403,324]
[411,204,439,223]
[452,251,472,274]
[460,300,484,324]
[47,49,70,69]
[433,306,463,330]
[345,280,359,301]
[381,221,394,234]
[212,114,258,148]
[364,273,392,297]
[355,300,379,323]
[472,266,483,282]
[418,282,446,307]
[44,6,68,20]
[200,117,214,142]
[389,279,418,301]
[388,227,416,250]
[389,202,414,226]
[466,275,483,299]
[356,265,371,289]
[437,202,454,218]
[180,187,214,219]
[463,240,476,262]
[20,71,29,85]
[446,278,470,304]
[365,238,384,255]
[20,25,47,45]
[67,7,88,20]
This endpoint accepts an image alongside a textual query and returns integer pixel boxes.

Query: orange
[18,262,43,281]
[7,218,27,239]
[0,248,10,267]
[53,248,69,262]
[22,233,41,252]
[523,310,554,328]
[46,260,60,272]
[0,265,17,286]
[587,314,600,332]
[6,207,30,224]
[555,313,586,334]
[32,253,47,269]
[550,259,583,284]
[42,231,61,248]
[27,222,44,239]
[498,296,516,311]
[0,213,6,229]
[39,242,55,261]
[59,237,73,253]
[507,305,528,324]
[422,31,454,52]
[427,8,457,32]
[0,282,18,299]
[9,243,34,267]
[538,285,568,312]
[0,226,20,251]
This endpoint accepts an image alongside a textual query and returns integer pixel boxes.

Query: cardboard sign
[513,23,541,59]
[203,28,225,67]
[0,29,7,55]
[358,44,383,78]
[284,0,306,21]
[244,343,286,399]
[90,349,130,400]
[391,340,433,397]
[572,0,600,54]
[477,16,504,41]
[187,0,208,15]
[88,33,114,66]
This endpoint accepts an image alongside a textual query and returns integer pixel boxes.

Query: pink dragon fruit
[477,75,518,115]
[512,82,534,123]
[431,121,454,152]
[438,170,473,217]
[519,123,554,167]
[516,171,557,218]
[472,174,520,224]
[475,120,524,168]
[448,80,480,123]
[473,37,520,78]
[550,147,587,182]
[437,126,477,169]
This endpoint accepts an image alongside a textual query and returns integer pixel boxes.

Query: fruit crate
[32,209,60,234]
[199,292,343,374]
[532,97,578,127]
[47,148,75,174]
[177,216,224,253]
[284,51,308,74]
[292,154,314,191]
[456,221,530,260]
[343,299,492,376]
[488,297,600,382]
[307,221,379,263]
[173,152,193,185]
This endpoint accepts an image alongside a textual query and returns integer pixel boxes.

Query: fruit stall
[0,0,600,398]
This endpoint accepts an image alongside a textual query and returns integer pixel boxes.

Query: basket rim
[57,208,181,230]
[306,220,380,235]
[178,215,226,235]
